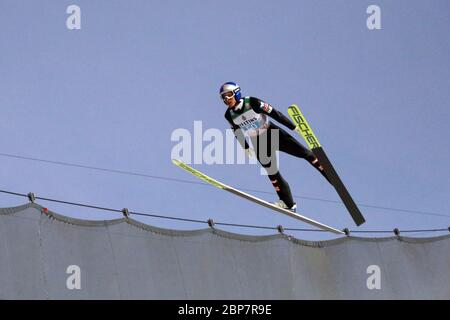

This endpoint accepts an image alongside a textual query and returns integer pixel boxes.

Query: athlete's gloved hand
[245,148,255,158]
[294,125,302,136]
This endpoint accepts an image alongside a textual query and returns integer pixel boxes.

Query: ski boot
[273,200,297,213]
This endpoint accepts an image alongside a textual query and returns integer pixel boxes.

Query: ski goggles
[221,92,235,101]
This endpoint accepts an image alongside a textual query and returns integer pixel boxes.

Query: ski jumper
[224,96,329,208]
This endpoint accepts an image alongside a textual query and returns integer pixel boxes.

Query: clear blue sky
[1,0,449,240]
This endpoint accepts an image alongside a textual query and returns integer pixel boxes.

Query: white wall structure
[0,204,448,299]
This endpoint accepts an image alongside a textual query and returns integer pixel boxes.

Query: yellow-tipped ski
[172,158,226,190]
[172,158,344,235]
[287,104,366,226]
[288,104,321,149]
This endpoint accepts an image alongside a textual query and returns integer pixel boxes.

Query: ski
[172,158,345,235]
[287,104,366,226]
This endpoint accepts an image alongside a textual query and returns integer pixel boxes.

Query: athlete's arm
[249,97,296,130]
[224,111,250,150]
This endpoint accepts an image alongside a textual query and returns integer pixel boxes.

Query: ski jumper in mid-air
[220,81,331,212]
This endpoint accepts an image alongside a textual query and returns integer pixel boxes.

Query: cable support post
[277,225,284,234]
[122,208,130,218]
[27,192,36,203]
